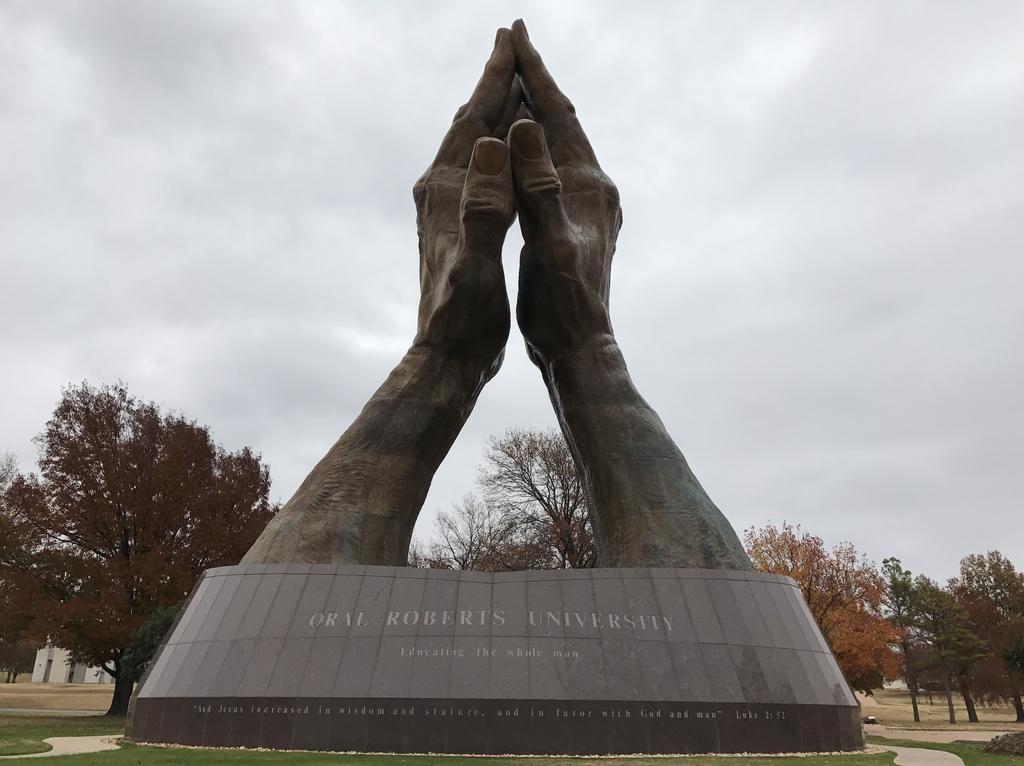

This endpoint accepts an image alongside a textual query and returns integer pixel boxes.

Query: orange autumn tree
[0,382,277,715]
[744,522,899,693]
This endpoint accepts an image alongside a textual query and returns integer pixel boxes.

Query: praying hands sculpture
[243,21,751,571]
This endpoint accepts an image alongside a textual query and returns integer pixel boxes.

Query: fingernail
[514,19,530,39]
[511,121,544,160]
[494,28,503,49]
[475,138,507,175]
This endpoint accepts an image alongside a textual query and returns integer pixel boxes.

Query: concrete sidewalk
[0,736,121,760]
[0,709,103,718]
[886,745,965,766]
[873,724,1017,743]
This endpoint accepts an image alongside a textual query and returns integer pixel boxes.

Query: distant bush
[984,732,1024,756]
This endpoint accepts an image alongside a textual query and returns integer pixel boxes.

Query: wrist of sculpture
[539,334,632,403]
[408,338,505,392]
[242,343,493,566]
[539,338,752,570]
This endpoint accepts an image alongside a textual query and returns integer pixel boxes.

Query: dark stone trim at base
[130,696,864,755]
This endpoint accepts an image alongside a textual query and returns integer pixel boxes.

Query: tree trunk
[958,672,979,723]
[106,670,134,717]
[908,676,921,723]
[1012,688,1024,723]
[944,673,956,724]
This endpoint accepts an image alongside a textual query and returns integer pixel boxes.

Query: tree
[0,382,277,715]
[914,577,989,724]
[412,429,596,572]
[479,428,595,569]
[882,558,925,722]
[0,453,16,492]
[949,552,1024,721]
[0,452,37,684]
[744,522,899,694]
[120,604,181,685]
[425,494,515,571]
[414,493,559,572]
[0,640,34,683]
[1006,642,1024,722]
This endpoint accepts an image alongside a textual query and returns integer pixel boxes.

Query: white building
[31,646,114,685]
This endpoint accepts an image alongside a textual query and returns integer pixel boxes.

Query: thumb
[459,137,516,258]
[507,118,572,254]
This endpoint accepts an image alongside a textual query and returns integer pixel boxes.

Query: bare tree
[433,494,512,571]
[479,428,595,569]
[0,453,15,493]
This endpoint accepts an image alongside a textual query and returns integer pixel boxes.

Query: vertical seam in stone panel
[784,584,830,654]
[451,575,491,700]
[165,577,212,646]
[167,641,212,698]
[578,570,607,702]
[237,574,285,640]
[768,583,811,651]
[669,572,700,643]
[211,573,258,644]
[328,572,367,696]
[162,572,208,646]
[145,642,191,699]
[442,572,463,700]
[731,580,772,648]
[482,575,493,700]
[391,572,428,698]
[546,577,568,701]
[194,575,243,643]
[648,572,676,642]
[749,581,788,649]
[292,574,337,698]
[407,571,433,699]
[134,572,206,700]
[360,573,396,699]
[179,576,226,643]
[262,572,309,639]
[187,639,232,698]
[821,651,857,706]
[701,578,729,647]
[642,571,673,700]
[153,698,167,743]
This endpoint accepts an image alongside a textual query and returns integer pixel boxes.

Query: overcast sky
[2,1,1021,581]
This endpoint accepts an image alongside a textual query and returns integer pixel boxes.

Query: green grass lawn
[0,744,897,765]
[0,715,897,765]
[867,736,1024,766]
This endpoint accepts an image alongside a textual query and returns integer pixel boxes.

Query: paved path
[874,724,1016,742]
[0,736,121,760]
[0,709,103,718]
[886,745,965,766]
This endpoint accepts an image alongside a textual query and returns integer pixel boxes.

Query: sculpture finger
[433,29,516,168]
[493,75,527,140]
[510,19,597,167]
[459,137,516,257]
[507,119,573,264]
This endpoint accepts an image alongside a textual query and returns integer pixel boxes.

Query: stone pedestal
[127,564,862,755]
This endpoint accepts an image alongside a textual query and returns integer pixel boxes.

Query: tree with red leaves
[0,382,277,715]
[949,551,1024,721]
[744,522,900,694]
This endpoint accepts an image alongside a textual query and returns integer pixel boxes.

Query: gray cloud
[2,0,1021,581]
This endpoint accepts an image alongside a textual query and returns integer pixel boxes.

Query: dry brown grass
[0,682,113,711]
[866,688,1024,730]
